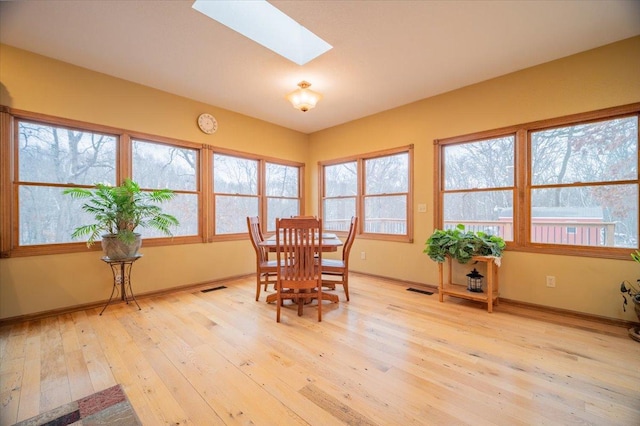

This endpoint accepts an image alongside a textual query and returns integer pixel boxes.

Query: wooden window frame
[320,158,358,237]
[210,146,304,241]
[319,145,414,243]
[1,109,132,257]
[130,135,205,246]
[0,107,303,256]
[264,161,304,233]
[434,103,640,260]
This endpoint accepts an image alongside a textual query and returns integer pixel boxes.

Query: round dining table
[258,232,343,252]
[258,232,343,304]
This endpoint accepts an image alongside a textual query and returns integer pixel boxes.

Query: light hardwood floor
[1,273,639,425]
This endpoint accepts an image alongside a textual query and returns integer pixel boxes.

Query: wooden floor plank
[15,321,42,423]
[111,308,194,425]
[1,273,639,425]
[0,358,23,426]
[38,317,70,412]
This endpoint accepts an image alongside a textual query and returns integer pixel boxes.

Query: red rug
[13,384,141,426]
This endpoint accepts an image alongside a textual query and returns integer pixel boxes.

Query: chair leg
[318,287,322,322]
[276,292,281,322]
[256,274,261,301]
[343,273,349,301]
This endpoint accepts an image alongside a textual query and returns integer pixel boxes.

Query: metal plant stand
[100,255,142,315]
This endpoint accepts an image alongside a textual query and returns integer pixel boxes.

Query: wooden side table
[438,255,500,312]
[100,255,142,315]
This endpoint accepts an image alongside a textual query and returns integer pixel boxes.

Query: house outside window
[529,116,637,249]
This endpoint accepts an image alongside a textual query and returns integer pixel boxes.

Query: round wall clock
[197,113,218,134]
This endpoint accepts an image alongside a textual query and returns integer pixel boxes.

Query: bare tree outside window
[436,106,639,257]
[321,146,413,240]
[323,161,357,232]
[530,116,638,247]
[213,153,259,234]
[7,112,303,255]
[364,153,409,235]
[212,153,302,235]
[132,140,198,237]
[18,121,116,245]
[442,136,515,240]
[266,163,299,231]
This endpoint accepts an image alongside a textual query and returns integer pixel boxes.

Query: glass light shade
[286,81,322,112]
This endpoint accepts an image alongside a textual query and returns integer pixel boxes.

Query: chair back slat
[246,216,278,301]
[275,217,324,322]
[247,216,269,263]
[342,216,358,263]
[277,217,322,282]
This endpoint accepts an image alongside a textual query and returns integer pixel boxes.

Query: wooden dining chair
[321,216,358,301]
[247,216,277,301]
[275,217,324,322]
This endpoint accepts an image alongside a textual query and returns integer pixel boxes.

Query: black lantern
[466,268,484,293]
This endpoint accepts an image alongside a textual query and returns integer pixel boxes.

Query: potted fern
[620,249,640,342]
[64,178,179,259]
[424,224,505,264]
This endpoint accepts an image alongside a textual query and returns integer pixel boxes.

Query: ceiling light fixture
[286,81,322,112]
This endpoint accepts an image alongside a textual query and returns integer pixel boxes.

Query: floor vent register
[406,287,434,296]
[201,285,228,293]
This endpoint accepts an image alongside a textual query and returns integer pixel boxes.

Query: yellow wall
[2,37,640,322]
[309,36,640,322]
[0,44,309,320]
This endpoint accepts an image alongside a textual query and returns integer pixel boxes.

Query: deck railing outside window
[443,221,618,247]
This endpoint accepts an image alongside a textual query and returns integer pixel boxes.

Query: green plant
[424,224,506,264]
[620,250,640,312]
[64,178,179,247]
[620,280,640,312]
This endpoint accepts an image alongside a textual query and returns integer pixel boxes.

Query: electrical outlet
[361,251,366,260]
[546,276,556,288]
[417,203,427,213]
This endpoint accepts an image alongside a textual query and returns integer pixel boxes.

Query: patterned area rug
[13,384,141,426]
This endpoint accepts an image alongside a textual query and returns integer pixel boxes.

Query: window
[265,162,300,232]
[530,116,637,248]
[320,145,413,241]
[435,104,640,259]
[212,151,303,235]
[323,161,357,232]
[213,153,259,235]
[441,136,515,241]
[17,120,117,247]
[1,110,304,256]
[7,115,205,256]
[364,152,410,235]
[0,112,202,256]
[132,139,199,238]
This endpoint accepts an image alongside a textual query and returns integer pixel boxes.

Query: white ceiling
[1,0,639,134]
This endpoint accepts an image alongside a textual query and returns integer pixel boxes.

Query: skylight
[192,0,332,66]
